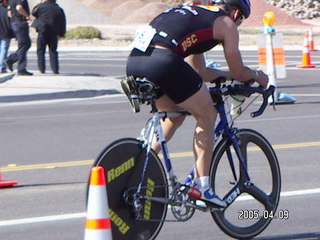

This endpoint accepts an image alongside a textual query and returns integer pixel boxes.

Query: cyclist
[126,0,269,208]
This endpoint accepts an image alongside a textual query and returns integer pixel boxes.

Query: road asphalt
[0,70,123,103]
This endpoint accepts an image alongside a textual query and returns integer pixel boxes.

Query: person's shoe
[18,70,33,76]
[5,60,13,72]
[188,186,227,208]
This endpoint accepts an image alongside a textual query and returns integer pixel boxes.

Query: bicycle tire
[91,138,168,240]
[210,129,281,239]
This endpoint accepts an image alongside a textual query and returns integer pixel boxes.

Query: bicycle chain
[123,184,221,222]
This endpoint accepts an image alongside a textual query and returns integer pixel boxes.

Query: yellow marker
[263,11,276,25]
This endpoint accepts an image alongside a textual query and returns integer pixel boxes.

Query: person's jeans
[0,38,11,73]
[37,31,59,73]
[7,21,31,72]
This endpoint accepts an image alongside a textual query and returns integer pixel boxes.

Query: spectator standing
[6,0,33,75]
[0,0,14,73]
[32,0,66,74]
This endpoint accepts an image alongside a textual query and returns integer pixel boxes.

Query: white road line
[292,94,320,97]
[237,188,320,201]
[0,188,319,227]
[0,213,86,227]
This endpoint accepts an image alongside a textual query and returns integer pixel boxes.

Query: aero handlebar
[210,81,276,118]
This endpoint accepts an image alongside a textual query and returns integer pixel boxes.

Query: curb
[0,73,15,84]
[0,73,123,103]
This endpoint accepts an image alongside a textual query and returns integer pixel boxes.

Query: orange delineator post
[308,28,318,51]
[258,47,286,66]
[84,166,113,240]
[296,32,317,68]
[0,168,18,188]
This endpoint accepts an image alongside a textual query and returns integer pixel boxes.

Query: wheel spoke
[243,183,275,210]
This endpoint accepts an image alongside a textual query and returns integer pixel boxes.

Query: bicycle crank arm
[140,196,171,205]
[141,196,218,212]
[184,201,209,212]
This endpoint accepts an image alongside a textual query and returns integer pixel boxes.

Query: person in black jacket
[6,0,33,75]
[32,0,66,74]
[0,0,14,73]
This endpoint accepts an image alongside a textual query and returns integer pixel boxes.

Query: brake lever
[250,85,276,118]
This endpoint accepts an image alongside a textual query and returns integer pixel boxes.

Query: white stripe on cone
[86,186,109,219]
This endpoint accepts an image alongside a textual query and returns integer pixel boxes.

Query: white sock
[194,176,209,189]
[194,178,201,186]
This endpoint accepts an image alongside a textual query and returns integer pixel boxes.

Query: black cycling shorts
[126,47,203,104]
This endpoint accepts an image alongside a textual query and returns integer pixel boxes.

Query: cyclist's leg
[177,83,217,178]
[152,94,185,153]
[177,84,226,207]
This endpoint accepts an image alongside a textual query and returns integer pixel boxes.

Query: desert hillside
[29,0,315,27]
[27,0,319,47]
[73,0,311,27]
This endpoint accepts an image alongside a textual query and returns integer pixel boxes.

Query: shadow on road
[0,89,120,102]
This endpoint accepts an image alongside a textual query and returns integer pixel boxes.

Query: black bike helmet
[211,0,251,18]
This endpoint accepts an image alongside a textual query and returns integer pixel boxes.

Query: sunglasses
[236,14,245,25]
[229,6,245,25]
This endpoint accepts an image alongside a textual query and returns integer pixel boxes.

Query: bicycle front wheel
[91,138,168,240]
[210,129,281,239]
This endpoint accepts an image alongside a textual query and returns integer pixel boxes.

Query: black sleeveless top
[150,5,227,57]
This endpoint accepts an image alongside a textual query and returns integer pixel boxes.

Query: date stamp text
[238,209,289,220]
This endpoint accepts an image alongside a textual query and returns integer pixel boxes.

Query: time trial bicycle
[89,76,281,239]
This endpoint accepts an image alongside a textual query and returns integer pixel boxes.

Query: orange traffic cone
[296,32,317,68]
[0,167,18,188]
[84,166,113,240]
[308,28,318,51]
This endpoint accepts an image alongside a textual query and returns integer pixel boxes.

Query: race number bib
[131,26,156,52]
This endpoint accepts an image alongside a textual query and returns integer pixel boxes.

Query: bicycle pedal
[188,187,201,199]
[195,200,206,208]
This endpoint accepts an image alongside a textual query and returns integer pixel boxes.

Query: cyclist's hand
[245,79,255,86]
[255,70,269,89]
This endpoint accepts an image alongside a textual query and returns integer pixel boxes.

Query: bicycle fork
[213,105,253,207]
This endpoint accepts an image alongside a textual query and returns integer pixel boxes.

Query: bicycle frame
[138,98,251,207]
[139,111,184,190]
[104,78,279,239]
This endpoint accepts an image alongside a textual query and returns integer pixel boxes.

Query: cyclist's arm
[185,53,232,82]
[213,15,268,88]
